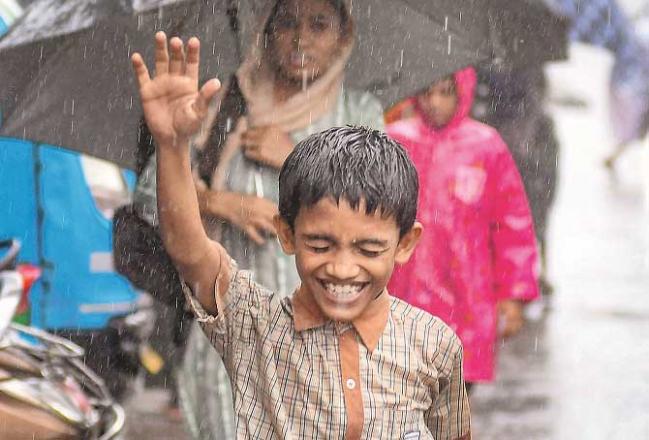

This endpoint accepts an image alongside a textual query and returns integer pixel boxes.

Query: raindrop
[447,35,452,55]
[444,16,448,31]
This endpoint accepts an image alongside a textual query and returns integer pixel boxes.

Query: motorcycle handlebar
[99,404,126,440]
[9,323,86,358]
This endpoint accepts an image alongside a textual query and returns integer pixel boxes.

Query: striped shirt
[184,261,471,439]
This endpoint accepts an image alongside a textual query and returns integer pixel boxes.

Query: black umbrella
[0,0,134,117]
[232,0,492,107]
[485,0,571,67]
[0,0,239,169]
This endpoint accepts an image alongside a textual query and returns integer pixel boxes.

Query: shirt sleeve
[182,259,267,357]
[489,138,540,302]
[424,332,472,440]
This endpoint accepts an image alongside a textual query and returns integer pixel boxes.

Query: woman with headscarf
[130,0,384,436]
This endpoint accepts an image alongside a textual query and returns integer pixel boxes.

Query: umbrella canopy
[232,0,491,107]
[0,0,239,169]
[485,0,571,67]
[0,0,125,115]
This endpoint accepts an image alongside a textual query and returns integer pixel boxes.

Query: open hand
[242,126,294,170]
[131,32,221,147]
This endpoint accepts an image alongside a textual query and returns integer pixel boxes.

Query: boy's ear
[394,221,423,265]
[274,215,296,255]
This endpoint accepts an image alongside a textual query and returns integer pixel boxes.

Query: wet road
[472,45,649,439]
[123,45,649,439]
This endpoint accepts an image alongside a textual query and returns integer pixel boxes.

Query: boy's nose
[325,258,361,281]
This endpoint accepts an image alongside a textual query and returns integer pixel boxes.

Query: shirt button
[346,378,356,390]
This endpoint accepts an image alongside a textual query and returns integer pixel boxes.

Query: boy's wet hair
[279,126,419,237]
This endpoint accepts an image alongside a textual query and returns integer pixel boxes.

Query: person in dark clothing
[472,2,570,295]
[473,68,560,295]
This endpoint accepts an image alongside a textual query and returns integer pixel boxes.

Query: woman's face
[267,0,344,85]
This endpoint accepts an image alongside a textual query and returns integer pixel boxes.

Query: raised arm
[131,32,228,314]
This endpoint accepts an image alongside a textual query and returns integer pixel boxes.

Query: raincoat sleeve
[489,139,540,302]
[424,332,472,440]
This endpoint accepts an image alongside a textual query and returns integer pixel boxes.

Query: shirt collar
[292,286,390,353]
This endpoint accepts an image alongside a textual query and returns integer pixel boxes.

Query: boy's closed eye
[304,235,334,253]
[303,235,389,258]
[310,244,330,253]
[355,240,389,258]
[358,248,385,258]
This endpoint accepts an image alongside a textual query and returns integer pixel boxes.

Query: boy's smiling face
[275,197,421,322]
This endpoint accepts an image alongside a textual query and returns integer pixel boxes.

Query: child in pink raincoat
[386,67,540,385]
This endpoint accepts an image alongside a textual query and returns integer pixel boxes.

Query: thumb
[193,78,221,117]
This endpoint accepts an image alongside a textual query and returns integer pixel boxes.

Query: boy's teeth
[324,283,363,298]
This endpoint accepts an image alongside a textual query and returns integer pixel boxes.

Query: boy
[386,68,539,389]
[131,32,471,439]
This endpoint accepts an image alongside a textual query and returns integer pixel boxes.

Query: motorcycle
[0,239,125,439]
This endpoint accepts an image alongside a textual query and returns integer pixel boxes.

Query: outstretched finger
[186,37,200,82]
[131,53,151,88]
[192,78,221,117]
[169,37,185,75]
[154,31,169,76]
